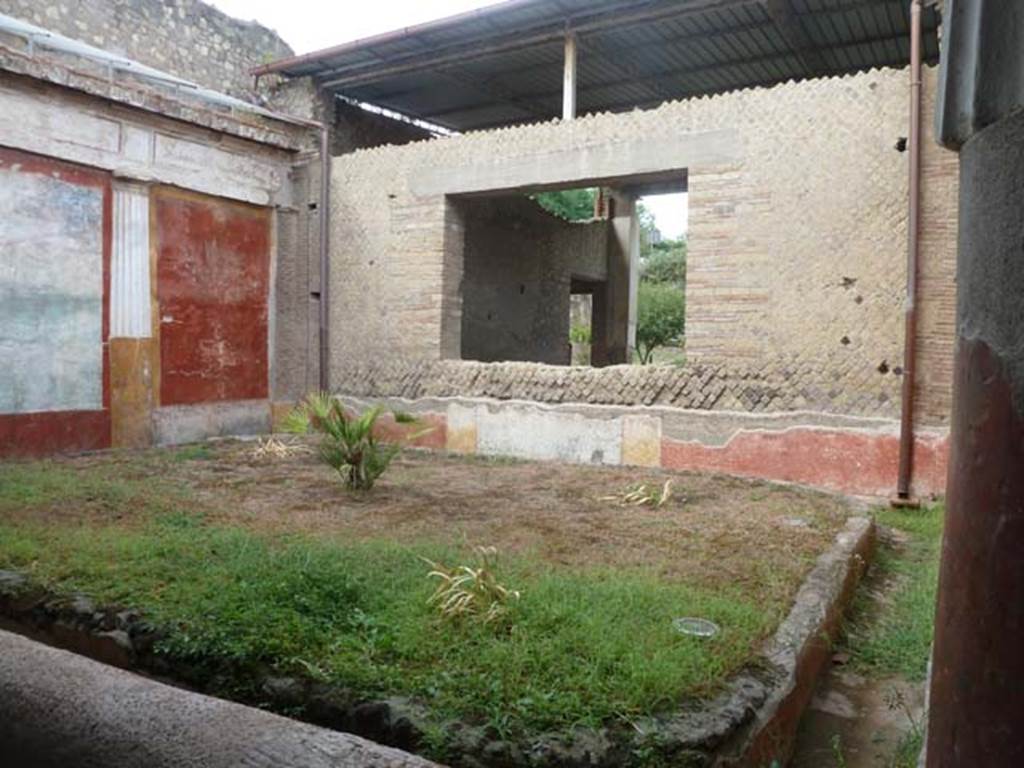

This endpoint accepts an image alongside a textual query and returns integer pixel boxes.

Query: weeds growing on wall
[283,393,422,490]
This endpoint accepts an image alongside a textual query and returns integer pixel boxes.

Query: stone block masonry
[0,0,292,100]
[0,0,431,151]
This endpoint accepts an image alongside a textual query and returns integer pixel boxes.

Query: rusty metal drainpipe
[894,0,923,506]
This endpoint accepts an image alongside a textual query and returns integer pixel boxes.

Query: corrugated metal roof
[256,0,942,132]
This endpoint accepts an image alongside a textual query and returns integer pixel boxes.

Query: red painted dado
[0,148,112,457]
[372,412,448,450]
[0,412,112,459]
[154,188,270,406]
[661,427,949,497]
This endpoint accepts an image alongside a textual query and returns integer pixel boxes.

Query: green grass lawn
[0,460,779,745]
[842,503,944,767]
[847,504,944,682]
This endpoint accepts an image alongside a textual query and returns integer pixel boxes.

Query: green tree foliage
[635,282,685,364]
[532,188,596,221]
[642,239,687,284]
[636,234,687,365]
[569,322,592,344]
[637,202,659,255]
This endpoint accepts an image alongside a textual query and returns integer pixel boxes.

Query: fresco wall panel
[153,187,270,406]
[0,147,111,455]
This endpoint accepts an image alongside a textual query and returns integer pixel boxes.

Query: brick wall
[329,66,959,427]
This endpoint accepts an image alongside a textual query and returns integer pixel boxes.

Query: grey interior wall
[273,161,322,399]
[330,101,432,155]
[458,196,608,365]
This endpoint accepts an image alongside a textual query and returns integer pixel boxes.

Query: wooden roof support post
[562,28,577,120]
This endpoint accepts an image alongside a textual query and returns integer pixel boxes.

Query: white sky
[210,0,688,237]
[208,0,503,53]
[642,194,688,240]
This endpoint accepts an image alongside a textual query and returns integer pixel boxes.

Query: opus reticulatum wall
[327,66,959,497]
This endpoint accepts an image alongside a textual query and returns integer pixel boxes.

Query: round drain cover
[672,617,720,638]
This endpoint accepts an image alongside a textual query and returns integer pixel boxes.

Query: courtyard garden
[0,434,857,765]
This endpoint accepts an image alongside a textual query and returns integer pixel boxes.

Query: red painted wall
[0,148,111,458]
[154,188,270,406]
[661,428,949,498]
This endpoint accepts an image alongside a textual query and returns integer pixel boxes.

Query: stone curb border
[0,627,439,768]
[719,515,876,766]
[0,516,874,767]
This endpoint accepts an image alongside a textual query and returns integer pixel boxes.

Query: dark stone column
[927,107,1024,766]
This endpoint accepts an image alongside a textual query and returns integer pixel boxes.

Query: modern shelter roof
[255,0,942,132]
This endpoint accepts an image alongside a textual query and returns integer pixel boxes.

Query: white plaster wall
[469,402,623,465]
[0,168,103,413]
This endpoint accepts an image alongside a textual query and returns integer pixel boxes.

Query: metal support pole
[562,30,577,121]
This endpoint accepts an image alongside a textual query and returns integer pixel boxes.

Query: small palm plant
[283,393,420,490]
[423,546,521,625]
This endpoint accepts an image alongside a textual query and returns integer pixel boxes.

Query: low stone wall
[0,627,437,768]
[334,359,900,418]
[333,385,949,498]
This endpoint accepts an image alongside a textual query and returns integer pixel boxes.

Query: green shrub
[569,321,592,344]
[636,282,685,364]
[284,393,419,490]
[532,188,596,221]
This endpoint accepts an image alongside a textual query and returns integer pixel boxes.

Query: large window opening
[635,191,688,366]
[453,173,686,368]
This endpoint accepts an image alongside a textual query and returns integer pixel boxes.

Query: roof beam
[420,31,910,124]
[362,15,786,105]
[315,0,760,89]
[370,0,919,96]
[326,0,899,97]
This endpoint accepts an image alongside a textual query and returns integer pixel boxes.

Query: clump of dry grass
[251,436,309,460]
[424,546,520,625]
[600,479,674,507]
